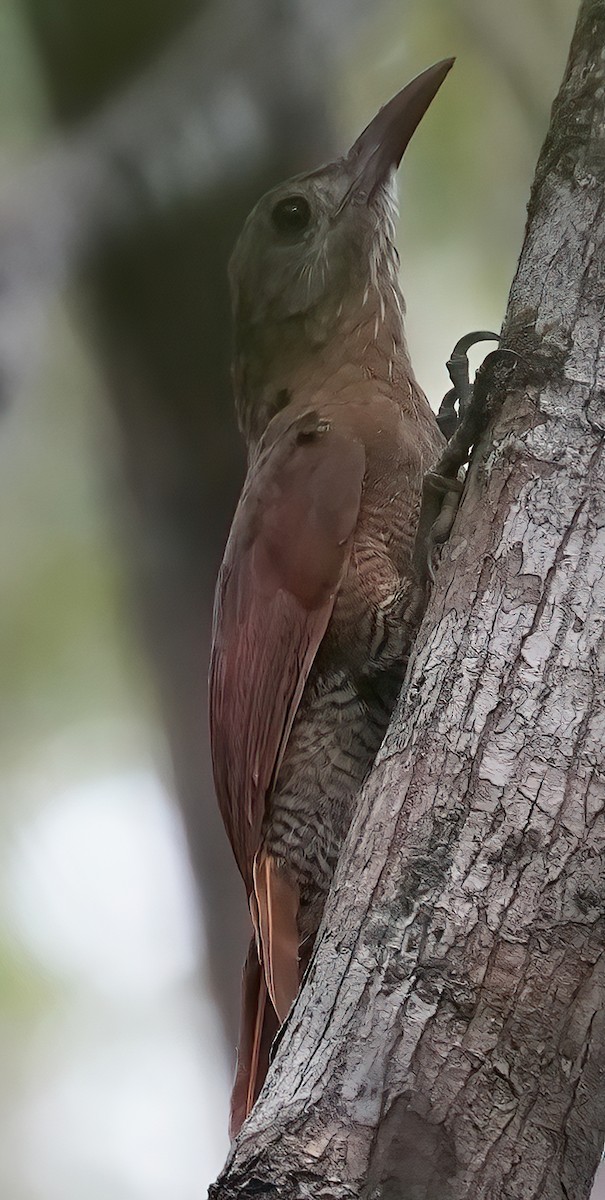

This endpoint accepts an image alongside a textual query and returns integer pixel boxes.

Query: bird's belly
[263,667,392,937]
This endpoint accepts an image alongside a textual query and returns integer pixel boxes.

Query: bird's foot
[435,329,499,438]
[415,331,517,583]
[419,473,463,583]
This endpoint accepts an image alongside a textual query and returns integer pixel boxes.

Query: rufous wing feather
[230,939,279,1138]
[209,409,365,1130]
[253,850,300,1023]
[209,410,366,891]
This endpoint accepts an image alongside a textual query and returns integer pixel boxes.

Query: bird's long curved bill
[344,57,454,204]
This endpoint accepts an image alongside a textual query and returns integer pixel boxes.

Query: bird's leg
[436,329,499,436]
[415,331,517,583]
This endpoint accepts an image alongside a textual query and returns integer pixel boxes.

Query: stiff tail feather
[231,856,300,1137]
[229,939,279,1139]
[253,850,300,1023]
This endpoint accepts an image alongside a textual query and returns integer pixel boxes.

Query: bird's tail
[229,938,280,1139]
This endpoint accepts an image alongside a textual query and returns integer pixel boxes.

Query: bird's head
[230,58,453,441]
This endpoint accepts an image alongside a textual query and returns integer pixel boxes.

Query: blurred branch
[452,0,575,138]
[14,0,382,1064]
[0,4,313,397]
[0,0,382,403]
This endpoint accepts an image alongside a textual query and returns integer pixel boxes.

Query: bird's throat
[235,278,412,451]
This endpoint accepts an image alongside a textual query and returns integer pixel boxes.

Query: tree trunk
[211,1,605,1195]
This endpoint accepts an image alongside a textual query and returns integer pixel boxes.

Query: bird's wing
[209,408,366,892]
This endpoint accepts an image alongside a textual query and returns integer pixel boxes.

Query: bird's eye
[271,194,312,236]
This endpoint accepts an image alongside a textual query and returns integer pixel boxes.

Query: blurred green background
[2,2,598,1198]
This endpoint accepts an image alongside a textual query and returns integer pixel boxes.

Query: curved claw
[440,330,500,427]
[436,387,458,439]
[427,331,503,583]
[448,329,500,362]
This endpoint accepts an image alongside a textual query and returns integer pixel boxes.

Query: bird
[209,58,452,1137]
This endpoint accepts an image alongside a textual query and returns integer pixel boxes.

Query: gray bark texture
[210,2,605,1197]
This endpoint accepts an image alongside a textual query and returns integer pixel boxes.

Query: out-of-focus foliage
[0,314,141,750]
[0,8,233,1198]
[1,2,600,1199]
[0,1,48,158]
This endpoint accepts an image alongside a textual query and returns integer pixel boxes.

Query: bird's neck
[235,273,417,451]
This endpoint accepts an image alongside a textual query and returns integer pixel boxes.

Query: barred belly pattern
[263,657,404,946]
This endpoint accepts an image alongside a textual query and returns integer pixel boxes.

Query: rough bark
[211,1,605,1196]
